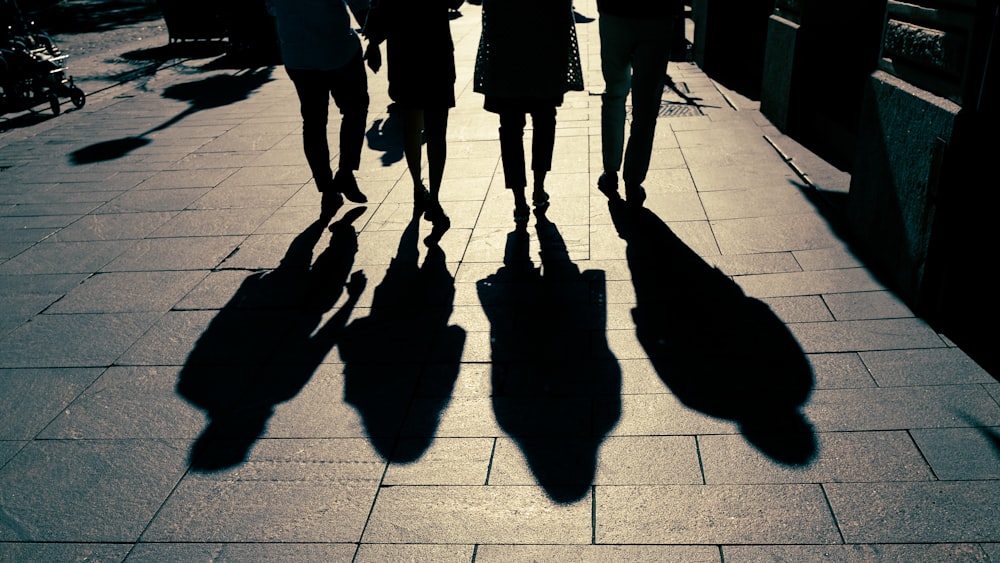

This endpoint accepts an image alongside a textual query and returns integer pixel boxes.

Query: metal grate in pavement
[658,102,703,117]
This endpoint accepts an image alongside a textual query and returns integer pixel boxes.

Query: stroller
[1,0,85,115]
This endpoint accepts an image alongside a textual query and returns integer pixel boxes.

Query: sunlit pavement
[1,1,998,560]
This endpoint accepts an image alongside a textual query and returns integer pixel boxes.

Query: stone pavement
[1,1,999,561]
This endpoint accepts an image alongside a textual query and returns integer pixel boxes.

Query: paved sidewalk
[1,2,998,561]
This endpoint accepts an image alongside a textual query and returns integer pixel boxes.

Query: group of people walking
[266,0,685,233]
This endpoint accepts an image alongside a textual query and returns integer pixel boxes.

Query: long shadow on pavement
[477,214,622,504]
[608,198,817,466]
[178,208,365,471]
[68,68,272,164]
[337,213,466,463]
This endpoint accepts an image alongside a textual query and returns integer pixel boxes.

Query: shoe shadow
[178,209,365,471]
[609,200,817,465]
[338,214,466,462]
[477,218,622,504]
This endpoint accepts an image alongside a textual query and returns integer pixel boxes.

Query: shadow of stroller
[338,214,466,463]
[177,208,366,471]
[69,68,272,164]
[477,215,622,504]
[608,200,817,465]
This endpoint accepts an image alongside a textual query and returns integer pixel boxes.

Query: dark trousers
[498,107,557,190]
[286,51,368,191]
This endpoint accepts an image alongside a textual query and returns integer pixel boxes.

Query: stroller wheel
[48,92,61,115]
[70,86,85,109]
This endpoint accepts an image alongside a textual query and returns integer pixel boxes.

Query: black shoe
[598,172,621,200]
[423,199,446,222]
[320,191,344,220]
[335,171,368,203]
[625,184,646,206]
[422,201,450,245]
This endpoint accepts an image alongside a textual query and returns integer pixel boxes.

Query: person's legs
[421,107,450,227]
[287,67,334,192]
[528,105,556,206]
[599,14,633,189]
[498,110,529,221]
[329,51,369,203]
[622,16,673,191]
[402,108,426,192]
[424,107,449,201]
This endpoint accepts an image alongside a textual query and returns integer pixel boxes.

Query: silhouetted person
[364,0,463,232]
[338,215,466,462]
[473,0,583,223]
[477,219,621,503]
[597,0,685,204]
[266,0,374,219]
[608,200,816,465]
[179,210,366,470]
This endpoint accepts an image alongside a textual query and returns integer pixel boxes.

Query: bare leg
[402,108,425,192]
[424,108,449,202]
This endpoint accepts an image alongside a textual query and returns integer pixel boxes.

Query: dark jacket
[596,0,684,19]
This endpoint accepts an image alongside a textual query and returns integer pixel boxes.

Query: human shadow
[68,68,272,164]
[100,41,230,85]
[476,215,622,504]
[365,104,405,167]
[338,214,465,462]
[608,199,817,465]
[178,208,366,471]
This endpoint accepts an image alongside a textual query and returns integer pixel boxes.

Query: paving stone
[262,365,388,441]
[124,543,358,562]
[101,235,245,271]
[611,393,735,436]
[823,290,915,321]
[596,484,840,544]
[476,544,721,562]
[805,385,1000,431]
[708,252,802,276]
[354,544,474,562]
[45,211,178,242]
[700,431,932,484]
[135,168,238,190]
[0,367,105,439]
[722,544,992,562]
[859,348,996,386]
[0,441,25,467]
[98,187,213,213]
[0,312,161,368]
[38,366,205,439]
[142,439,383,542]
[789,319,947,353]
[46,270,207,313]
[759,295,833,323]
[0,439,188,542]
[383,437,493,485]
[826,481,1000,543]
[700,185,816,221]
[0,292,65,336]
[0,239,132,275]
[910,427,1000,480]
[808,352,877,389]
[362,485,592,544]
[149,208,276,237]
[0,543,130,562]
[736,268,884,299]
